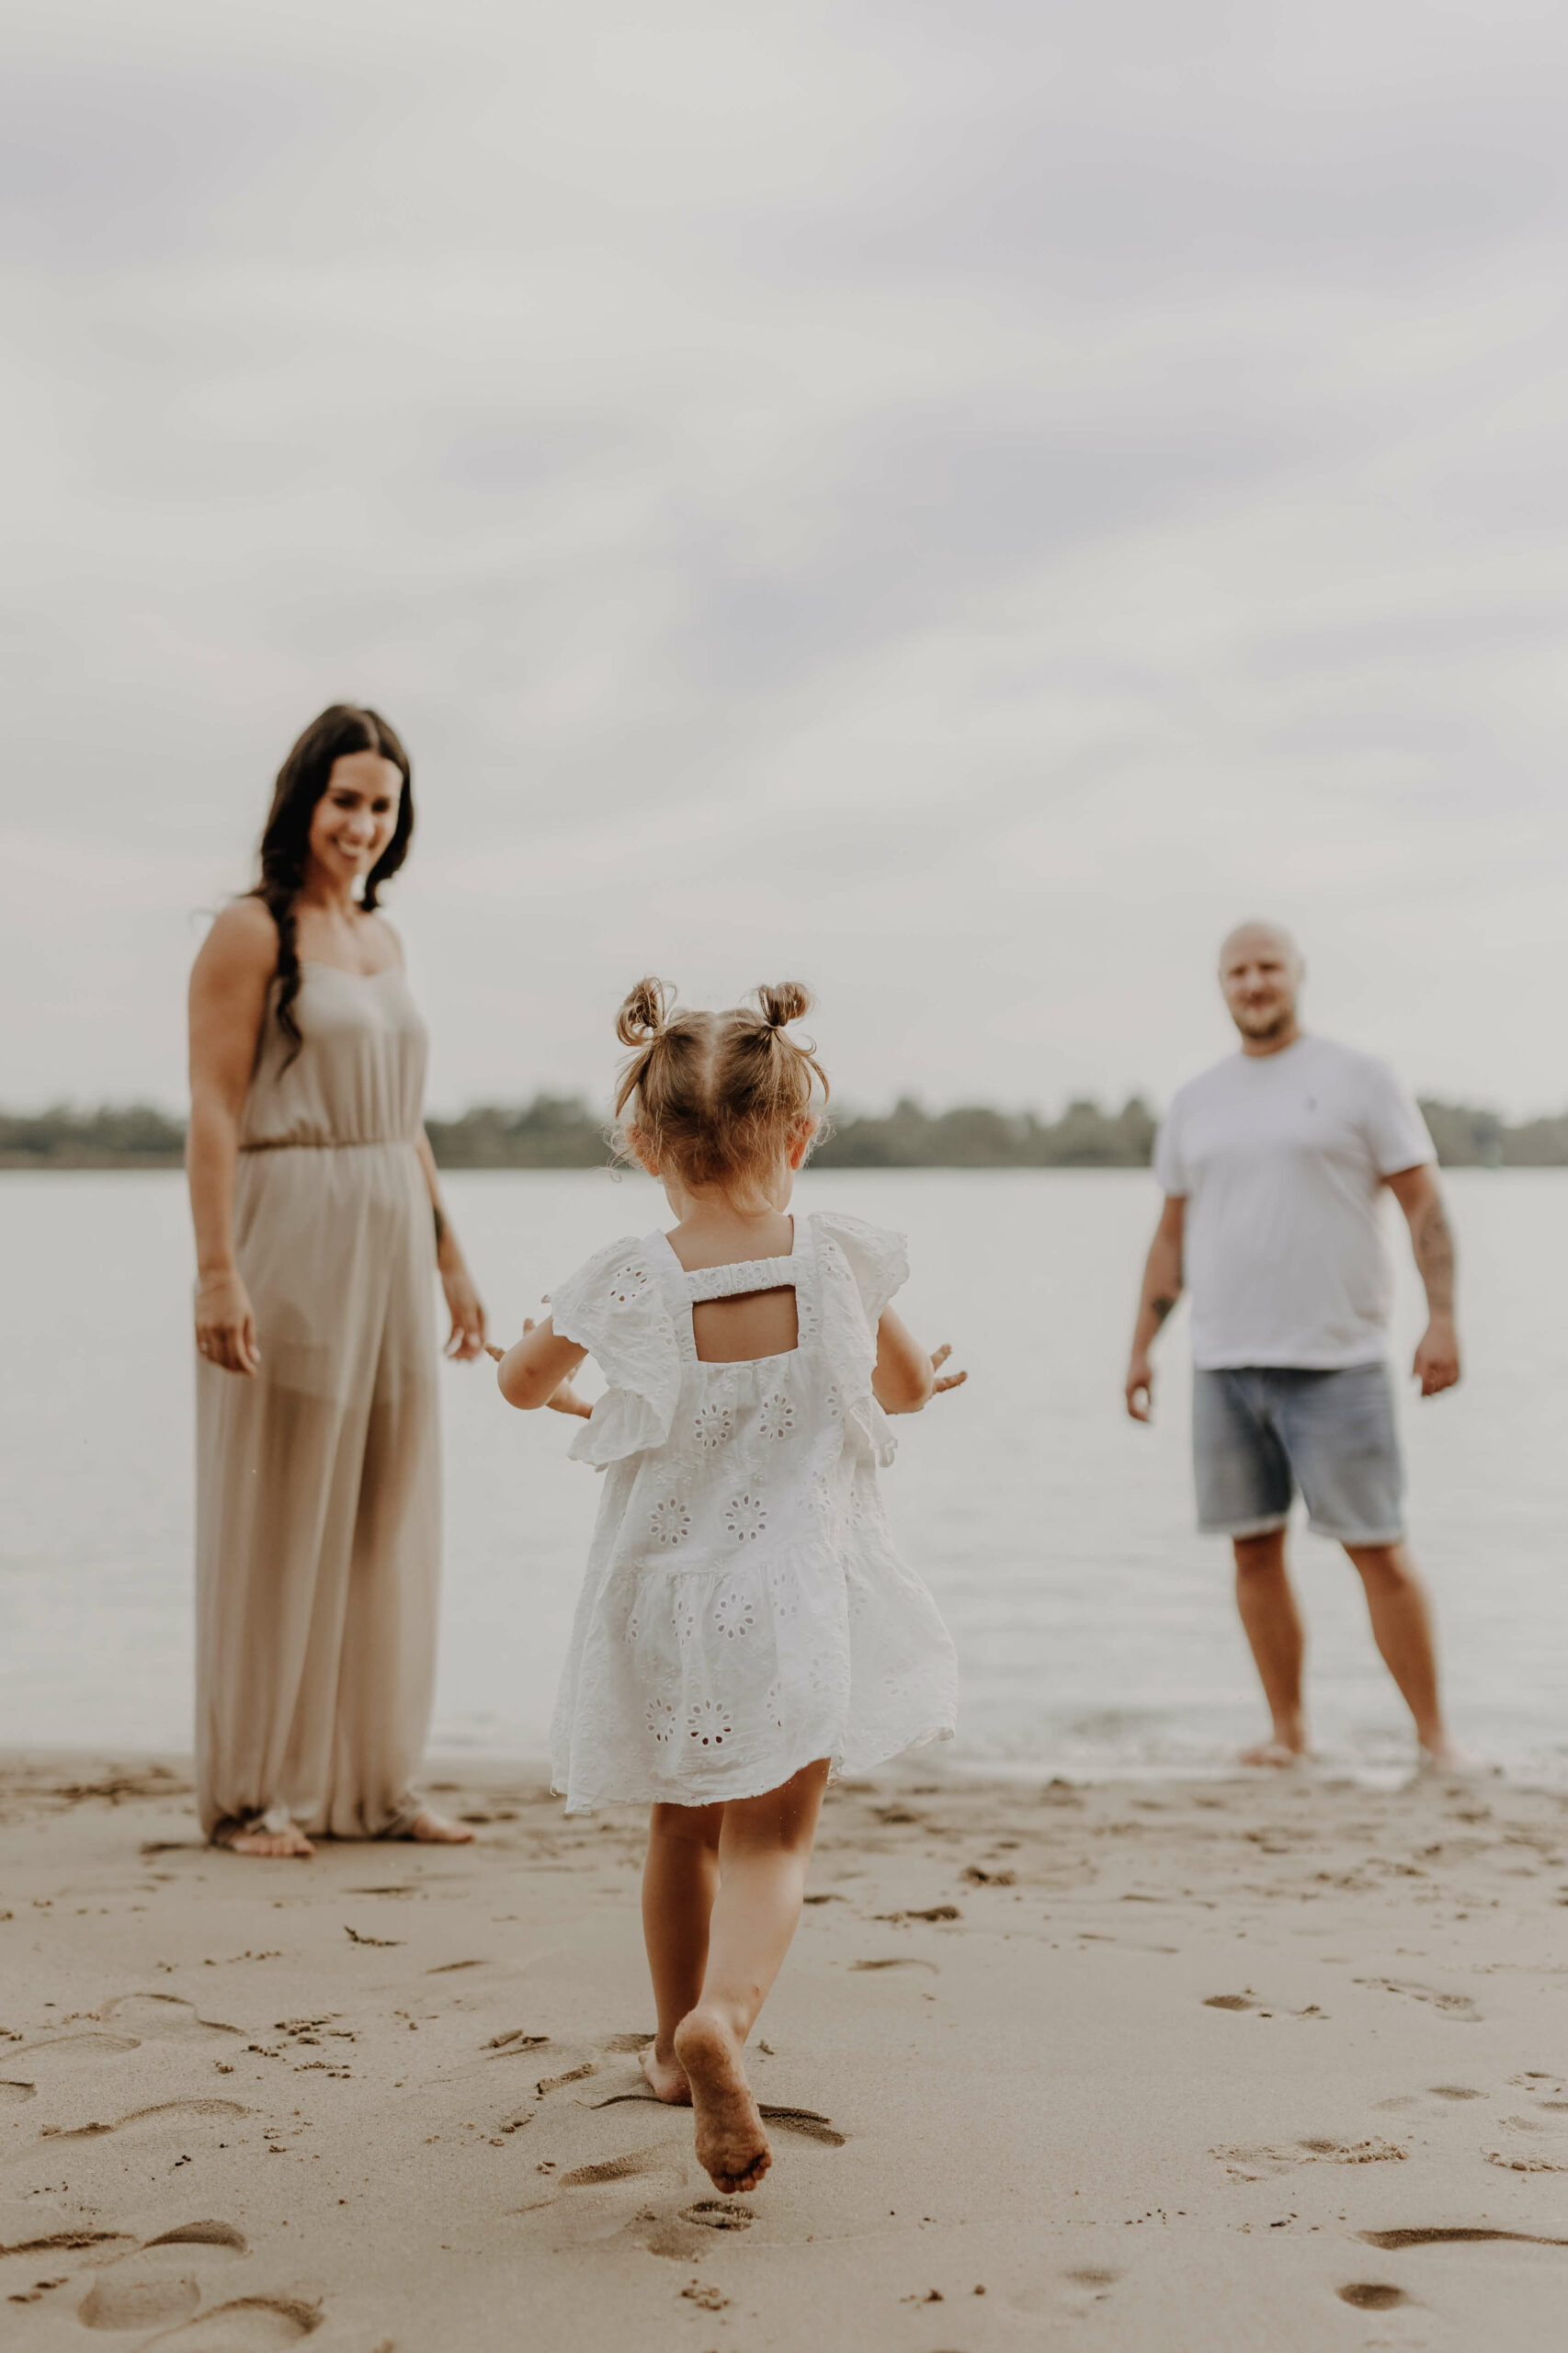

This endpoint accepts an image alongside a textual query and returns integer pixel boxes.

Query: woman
[187,705,484,1856]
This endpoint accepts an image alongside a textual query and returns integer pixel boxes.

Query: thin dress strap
[681,1256,798,1303]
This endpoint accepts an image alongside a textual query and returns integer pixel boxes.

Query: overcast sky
[5,0,1567,1118]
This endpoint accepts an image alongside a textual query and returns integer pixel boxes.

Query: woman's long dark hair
[251,705,414,1067]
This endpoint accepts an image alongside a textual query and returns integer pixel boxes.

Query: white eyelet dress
[546,1211,958,1812]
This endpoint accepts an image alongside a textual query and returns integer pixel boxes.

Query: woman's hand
[439,1257,487,1361]
[928,1343,967,1399]
[195,1270,261,1376]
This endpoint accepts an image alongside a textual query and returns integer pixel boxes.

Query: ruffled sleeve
[808,1212,909,1470]
[548,1235,682,1470]
[808,1211,909,1326]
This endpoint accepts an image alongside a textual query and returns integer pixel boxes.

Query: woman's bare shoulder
[193,896,278,982]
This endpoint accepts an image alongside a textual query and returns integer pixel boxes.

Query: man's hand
[1413,1316,1460,1397]
[1125,1197,1183,1426]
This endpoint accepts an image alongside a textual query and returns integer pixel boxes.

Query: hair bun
[756,981,812,1029]
[616,975,672,1048]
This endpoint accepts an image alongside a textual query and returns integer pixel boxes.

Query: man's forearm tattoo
[1414,1200,1455,1312]
[433,1203,448,1252]
[1151,1293,1177,1328]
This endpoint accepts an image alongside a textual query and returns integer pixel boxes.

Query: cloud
[3,0,1567,1115]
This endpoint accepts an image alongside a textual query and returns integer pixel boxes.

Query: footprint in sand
[101,1995,241,2041]
[1338,2283,1411,2310]
[145,2222,249,2254]
[1203,1994,1257,2013]
[1213,2138,1406,2180]
[1483,2119,1568,2175]
[561,2145,682,2188]
[44,2098,248,2145]
[1360,2226,1568,2251]
[17,2032,141,2063]
[538,2064,596,2097]
[80,2274,203,2331]
[1008,2268,1121,2318]
[1374,2085,1487,2117]
[0,2081,36,2104]
[1354,1977,1481,2023]
[850,1957,938,1974]
[589,2088,845,2144]
[140,2295,323,2347]
[0,2213,131,2257]
[679,2200,755,2231]
[756,2105,845,2146]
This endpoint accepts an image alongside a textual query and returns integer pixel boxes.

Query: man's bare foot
[672,2007,771,2195]
[226,1824,314,1858]
[402,1813,476,1844]
[1417,1740,1495,1778]
[1239,1737,1310,1769]
[641,2041,691,2105]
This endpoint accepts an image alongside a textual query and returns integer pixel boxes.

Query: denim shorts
[1191,1362,1404,1546]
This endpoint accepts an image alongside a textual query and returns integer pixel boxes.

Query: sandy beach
[3,1754,1565,2351]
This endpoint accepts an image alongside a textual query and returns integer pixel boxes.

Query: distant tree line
[5,1094,1568,1171]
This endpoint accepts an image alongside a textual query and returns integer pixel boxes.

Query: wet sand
[3,1752,1566,2350]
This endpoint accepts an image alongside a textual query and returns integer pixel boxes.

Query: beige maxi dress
[195,961,441,1843]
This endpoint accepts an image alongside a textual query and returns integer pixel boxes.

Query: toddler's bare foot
[641,2042,691,2105]
[226,1824,314,1859]
[673,2007,771,2194]
[402,1812,476,1843]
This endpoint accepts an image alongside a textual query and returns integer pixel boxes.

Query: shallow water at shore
[3,1166,1564,1779]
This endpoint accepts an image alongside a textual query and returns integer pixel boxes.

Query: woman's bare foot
[641,2041,691,2105]
[1240,1736,1309,1769]
[673,2007,771,2194]
[226,1824,314,1858]
[402,1812,476,1844]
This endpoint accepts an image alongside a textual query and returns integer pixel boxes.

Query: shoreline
[5,1748,1566,2349]
[6,1742,1562,1800]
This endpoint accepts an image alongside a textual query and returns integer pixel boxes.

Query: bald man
[1125,923,1463,1770]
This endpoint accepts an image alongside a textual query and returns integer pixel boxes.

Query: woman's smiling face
[306,749,403,889]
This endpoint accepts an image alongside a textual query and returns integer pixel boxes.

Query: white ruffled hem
[548,1534,958,1815]
[553,1719,954,1814]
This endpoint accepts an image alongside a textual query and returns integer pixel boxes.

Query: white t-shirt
[1153,1035,1436,1371]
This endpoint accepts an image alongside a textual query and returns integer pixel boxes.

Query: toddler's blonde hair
[613,977,829,1194]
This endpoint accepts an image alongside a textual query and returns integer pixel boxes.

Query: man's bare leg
[1233,1528,1310,1763]
[674,1757,830,2194]
[1343,1540,1459,1765]
[641,1798,722,2106]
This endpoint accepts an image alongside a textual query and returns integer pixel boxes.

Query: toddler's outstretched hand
[929,1343,967,1399]
[488,1318,595,1420]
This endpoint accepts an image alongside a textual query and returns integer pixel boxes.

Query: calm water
[2,1168,1564,1780]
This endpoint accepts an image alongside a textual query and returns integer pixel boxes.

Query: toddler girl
[494,979,962,2195]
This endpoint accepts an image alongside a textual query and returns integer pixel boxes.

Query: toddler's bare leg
[675,1757,829,2194]
[641,1799,722,2103]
